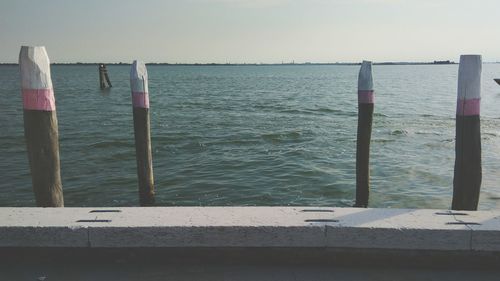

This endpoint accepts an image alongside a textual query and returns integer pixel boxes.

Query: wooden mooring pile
[18,46,482,210]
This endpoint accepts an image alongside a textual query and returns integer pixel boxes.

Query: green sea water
[1,64,500,209]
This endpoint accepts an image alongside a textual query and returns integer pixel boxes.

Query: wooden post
[99,64,106,88]
[99,64,105,89]
[99,64,112,89]
[130,60,155,206]
[354,61,374,208]
[452,55,482,211]
[19,46,64,207]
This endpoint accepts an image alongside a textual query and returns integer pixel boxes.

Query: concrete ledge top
[0,207,499,251]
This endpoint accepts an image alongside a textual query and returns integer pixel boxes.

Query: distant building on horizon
[433,60,454,64]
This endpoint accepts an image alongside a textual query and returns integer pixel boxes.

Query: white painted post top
[458,55,482,100]
[358,60,373,91]
[19,46,53,90]
[130,60,148,93]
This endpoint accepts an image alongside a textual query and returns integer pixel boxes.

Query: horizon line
[1,60,486,66]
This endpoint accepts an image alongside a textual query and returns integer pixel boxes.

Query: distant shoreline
[0,61,468,66]
[1,60,497,66]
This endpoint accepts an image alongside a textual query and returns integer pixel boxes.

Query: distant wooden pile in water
[99,64,112,89]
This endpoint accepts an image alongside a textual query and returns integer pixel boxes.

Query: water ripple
[2,64,500,209]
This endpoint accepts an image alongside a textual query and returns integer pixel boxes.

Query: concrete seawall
[3,206,500,280]
[1,206,500,251]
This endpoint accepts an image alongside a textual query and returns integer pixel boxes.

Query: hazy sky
[1,0,499,63]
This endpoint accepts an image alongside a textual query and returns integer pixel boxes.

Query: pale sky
[1,0,499,63]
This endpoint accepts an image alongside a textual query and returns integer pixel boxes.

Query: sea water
[1,64,500,209]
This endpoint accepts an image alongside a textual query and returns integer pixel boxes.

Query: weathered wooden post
[130,60,155,206]
[99,64,112,89]
[452,55,482,210]
[99,64,106,88]
[354,60,374,208]
[19,46,64,207]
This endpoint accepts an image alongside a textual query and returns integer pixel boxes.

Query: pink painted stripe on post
[132,91,150,108]
[22,88,56,111]
[358,90,374,104]
[457,98,480,116]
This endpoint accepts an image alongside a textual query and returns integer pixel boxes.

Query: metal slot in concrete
[305,219,339,223]
[76,219,112,223]
[301,209,334,212]
[436,212,469,216]
[446,222,481,225]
